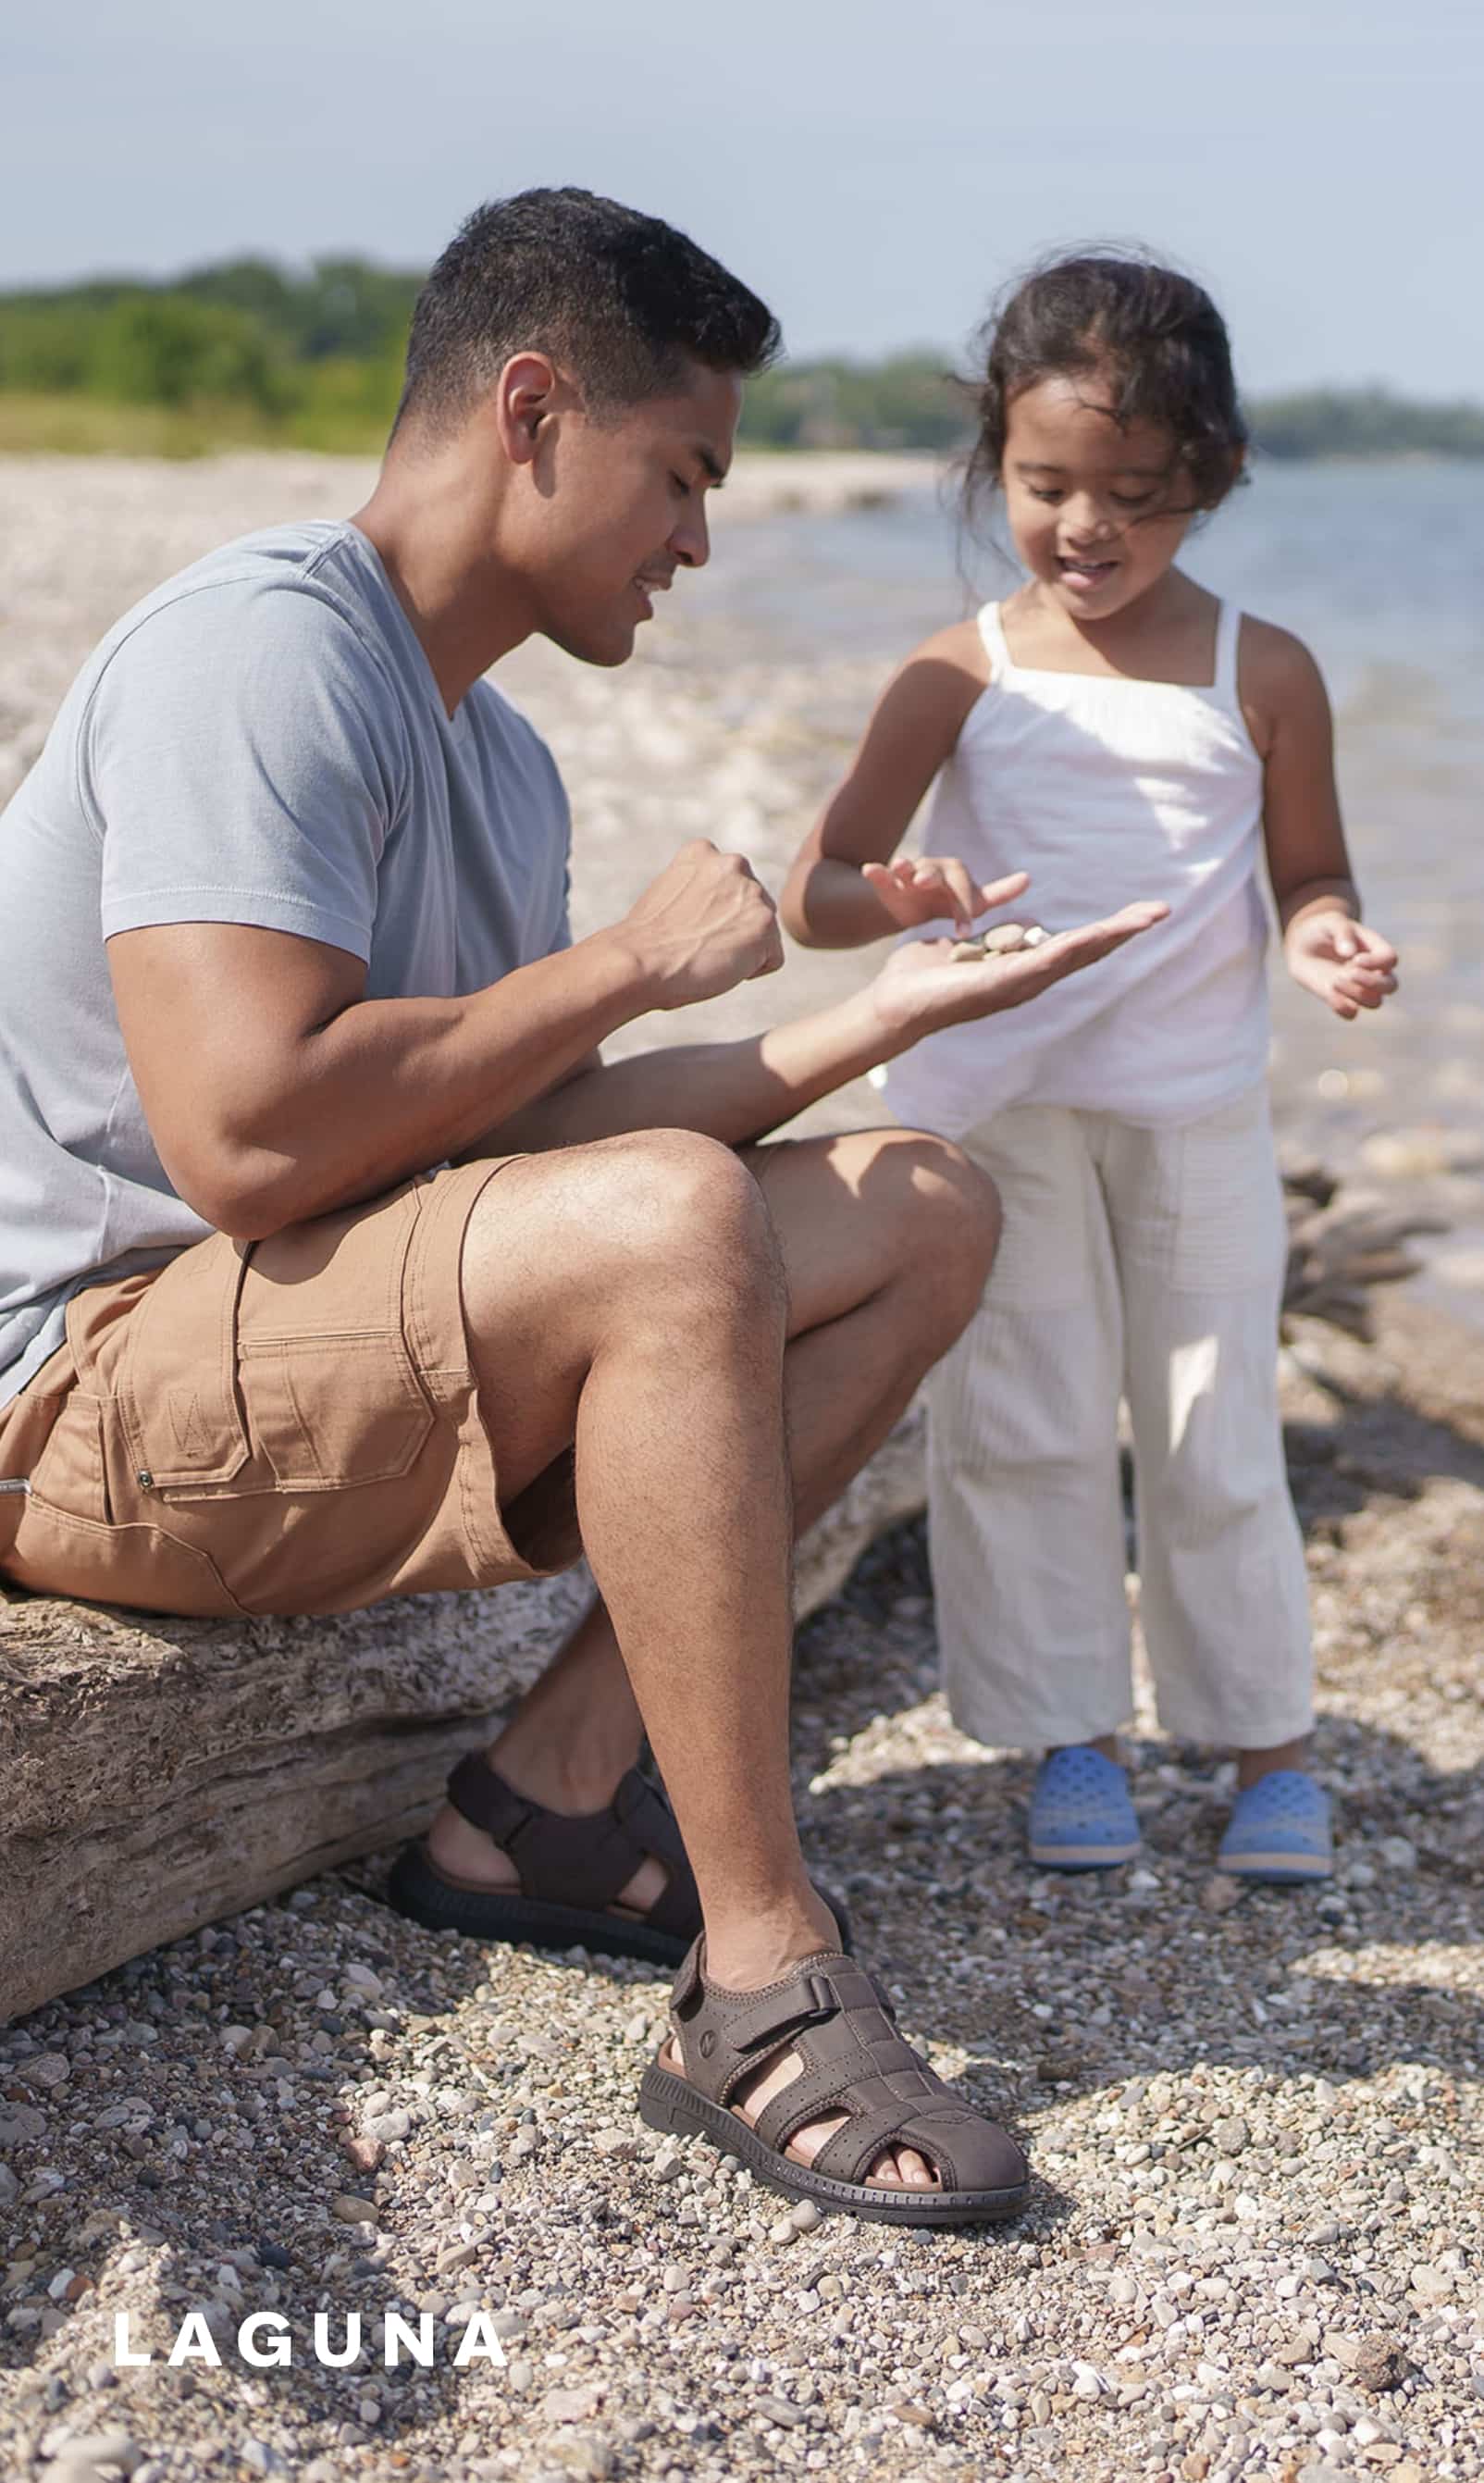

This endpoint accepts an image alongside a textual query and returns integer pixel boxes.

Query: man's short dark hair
[394,186,781,439]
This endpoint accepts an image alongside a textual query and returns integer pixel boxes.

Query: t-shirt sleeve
[88,579,408,962]
[539,754,574,959]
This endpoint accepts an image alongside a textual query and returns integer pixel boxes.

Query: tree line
[3,256,1481,459]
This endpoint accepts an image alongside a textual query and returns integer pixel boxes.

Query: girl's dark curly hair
[963,249,1248,521]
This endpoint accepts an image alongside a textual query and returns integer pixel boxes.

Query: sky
[5,0,1482,397]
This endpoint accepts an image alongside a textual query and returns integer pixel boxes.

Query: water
[700,460,1484,1323]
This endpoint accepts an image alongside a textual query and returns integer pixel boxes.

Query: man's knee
[872,1128,1001,1334]
[571,1128,786,1311]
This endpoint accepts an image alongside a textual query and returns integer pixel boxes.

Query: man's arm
[475,900,1169,1156]
[108,840,784,1239]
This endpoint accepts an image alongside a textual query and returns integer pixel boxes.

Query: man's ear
[494,352,563,468]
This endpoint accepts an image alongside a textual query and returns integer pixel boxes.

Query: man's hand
[865,902,1169,1047]
[860,859,1030,934]
[612,840,785,1010]
[1285,911,1398,1021]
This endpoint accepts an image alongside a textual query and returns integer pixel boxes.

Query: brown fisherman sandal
[638,1938,1030,2227]
[387,1753,850,1971]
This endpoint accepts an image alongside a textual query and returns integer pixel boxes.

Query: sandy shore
[2,453,1481,2483]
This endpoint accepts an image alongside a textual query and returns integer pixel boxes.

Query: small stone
[542,2384,600,2424]
[365,2108,411,2142]
[788,2199,823,2233]
[340,2135,384,2176]
[241,2445,288,2477]
[1199,1874,1244,1914]
[28,2055,71,2090]
[39,2432,142,2479]
[1353,2336,1411,2392]
[1377,1835,1417,1871]
[593,2129,637,2160]
[769,2216,797,2244]
[329,2192,380,2226]
[754,2395,807,2427]
[1212,2115,1250,2155]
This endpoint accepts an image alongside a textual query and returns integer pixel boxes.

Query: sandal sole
[384,1844,695,1968]
[637,2061,1029,2228]
[385,1847,854,1970]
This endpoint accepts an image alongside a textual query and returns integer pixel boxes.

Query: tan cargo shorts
[0,1161,551,1619]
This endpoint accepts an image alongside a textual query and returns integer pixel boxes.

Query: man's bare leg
[427,1126,998,2191]
[433,1127,996,1887]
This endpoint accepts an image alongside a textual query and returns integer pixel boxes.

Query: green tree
[87,293,290,411]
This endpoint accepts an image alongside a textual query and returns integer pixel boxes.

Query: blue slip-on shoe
[1028,1745,1141,1871]
[1217,1770,1332,1882]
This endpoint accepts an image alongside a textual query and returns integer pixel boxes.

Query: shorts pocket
[27,1391,113,1527]
[117,1231,254,1493]
[236,1332,435,1490]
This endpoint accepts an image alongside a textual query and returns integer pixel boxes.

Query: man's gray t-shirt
[0,519,572,1409]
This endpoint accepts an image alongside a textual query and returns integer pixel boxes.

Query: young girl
[781,253,1398,1882]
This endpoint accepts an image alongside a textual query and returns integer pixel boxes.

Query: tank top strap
[1212,599,1243,706]
[976,601,1011,682]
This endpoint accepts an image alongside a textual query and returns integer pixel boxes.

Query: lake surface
[690,460,1484,1325]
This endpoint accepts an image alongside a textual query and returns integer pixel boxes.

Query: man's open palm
[870,901,1169,1044]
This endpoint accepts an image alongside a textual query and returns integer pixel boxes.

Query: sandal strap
[669,1938,1027,2192]
[810,2096,1001,2192]
[446,1754,699,1929]
[673,1945,912,2107]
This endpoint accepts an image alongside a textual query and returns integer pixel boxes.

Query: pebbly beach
[1,450,1481,2483]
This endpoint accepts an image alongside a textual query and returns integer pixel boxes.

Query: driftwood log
[0,1419,927,2025]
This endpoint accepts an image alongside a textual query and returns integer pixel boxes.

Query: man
[0,189,1160,2222]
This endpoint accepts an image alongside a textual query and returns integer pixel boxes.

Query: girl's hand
[861,859,1029,933]
[867,901,1169,1047]
[1285,913,1398,1021]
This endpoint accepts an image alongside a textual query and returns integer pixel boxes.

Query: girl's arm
[780,623,1013,949]
[1243,619,1399,1021]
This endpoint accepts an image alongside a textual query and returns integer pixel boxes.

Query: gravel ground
[2,1297,1481,2483]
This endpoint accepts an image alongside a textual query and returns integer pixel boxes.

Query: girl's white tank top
[877,597,1271,1137]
